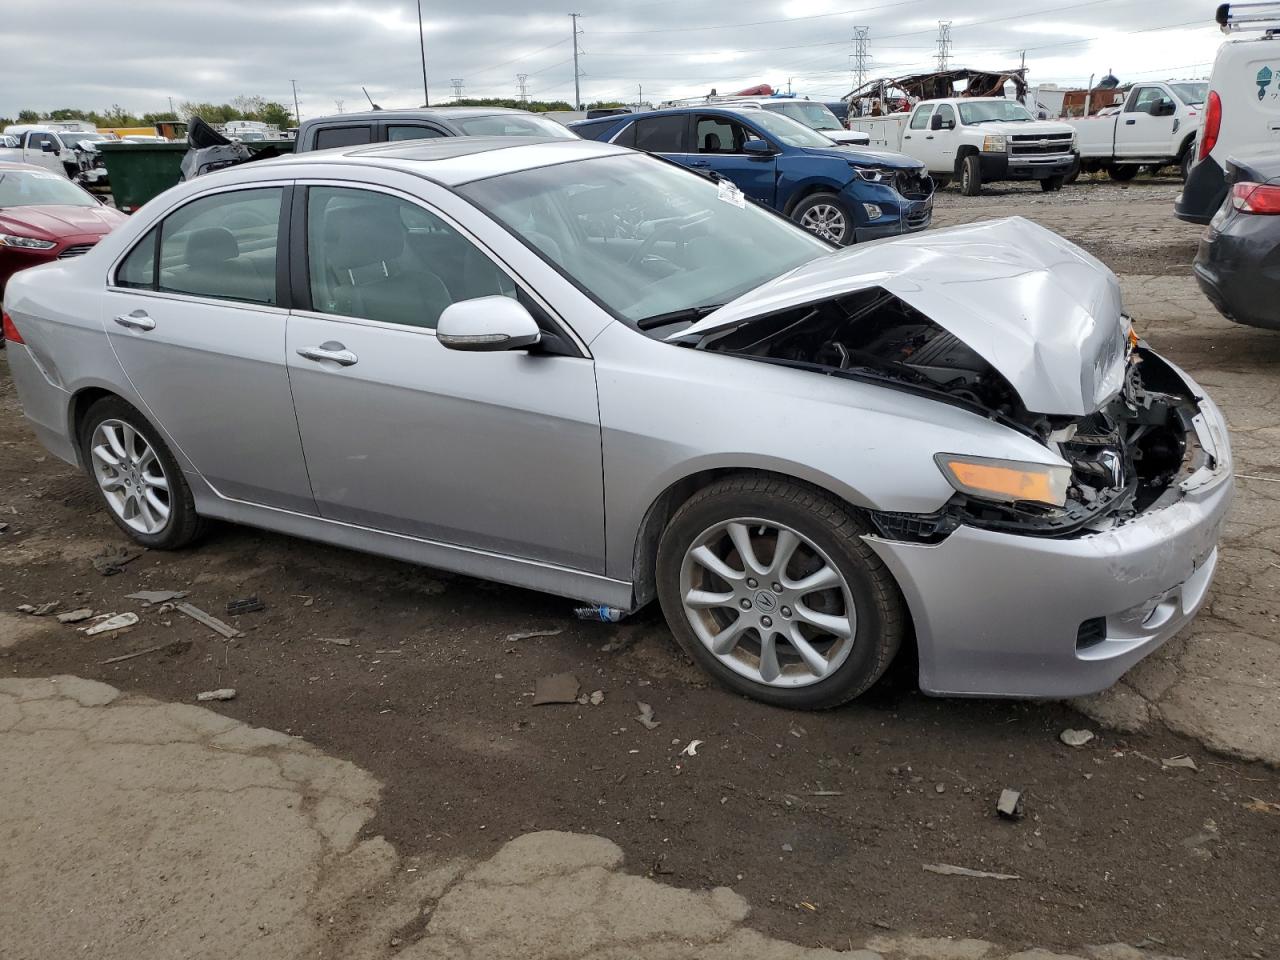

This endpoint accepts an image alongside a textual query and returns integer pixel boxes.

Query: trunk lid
[669,217,1128,417]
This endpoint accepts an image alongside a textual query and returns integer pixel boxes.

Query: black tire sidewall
[78,397,199,550]
[791,193,855,246]
[960,155,981,196]
[656,482,901,709]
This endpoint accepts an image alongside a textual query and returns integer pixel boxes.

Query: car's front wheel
[656,476,905,709]
[960,154,983,196]
[1108,164,1139,182]
[791,193,855,245]
[1040,175,1065,192]
[78,396,205,549]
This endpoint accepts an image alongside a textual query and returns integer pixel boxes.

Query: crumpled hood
[797,143,922,170]
[670,217,1128,417]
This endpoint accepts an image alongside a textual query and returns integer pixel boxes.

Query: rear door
[102,183,317,514]
[1119,85,1176,155]
[310,124,375,151]
[629,114,691,162]
[687,114,777,205]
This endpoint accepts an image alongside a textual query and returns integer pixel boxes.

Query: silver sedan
[2,137,1232,709]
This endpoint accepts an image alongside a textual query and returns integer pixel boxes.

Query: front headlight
[981,135,1008,153]
[855,166,892,183]
[0,233,57,250]
[934,453,1070,508]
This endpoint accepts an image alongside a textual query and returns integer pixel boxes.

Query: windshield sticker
[717,179,746,208]
[1258,66,1273,101]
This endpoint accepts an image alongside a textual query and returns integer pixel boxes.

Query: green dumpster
[98,140,294,214]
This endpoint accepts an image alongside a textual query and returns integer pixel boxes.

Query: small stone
[196,688,236,702]
[935,783,946,794]
[589,690,605,706]
[781,843,793,853]
[1060,728,1095,747]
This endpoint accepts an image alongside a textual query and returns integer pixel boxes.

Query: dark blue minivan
[571,106,934,245]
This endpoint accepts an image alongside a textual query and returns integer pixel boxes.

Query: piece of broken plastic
[574,605,627,623]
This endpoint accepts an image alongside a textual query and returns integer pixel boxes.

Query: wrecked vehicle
[2,138,1232,709]
[0,127,110,187]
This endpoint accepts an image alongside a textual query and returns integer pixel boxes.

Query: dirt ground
[2,172,1278,959]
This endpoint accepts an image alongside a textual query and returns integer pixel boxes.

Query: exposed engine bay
[702,287,1207,539]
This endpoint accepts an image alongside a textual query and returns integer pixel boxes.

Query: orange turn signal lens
[934,454,1070,507]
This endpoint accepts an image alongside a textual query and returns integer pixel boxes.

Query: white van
[1177,2,1280,222]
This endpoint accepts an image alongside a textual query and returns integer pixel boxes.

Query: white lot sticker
[717,179,746,208]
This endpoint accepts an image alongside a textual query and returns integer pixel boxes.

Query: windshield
[459,153,829,328]
[61,132,106,147]
[1171,82,1208,105]
[765,101,842,131]
[0,170,97,208]
[738,109,834,148]
[453,113,577,139]
[957,100,1034,124]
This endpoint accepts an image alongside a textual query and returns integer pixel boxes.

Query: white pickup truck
[1066,81,1206,182]
[849,97,1077,195]
[0,127,111,186]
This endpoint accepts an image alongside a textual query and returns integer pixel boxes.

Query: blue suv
[570,106,934,245]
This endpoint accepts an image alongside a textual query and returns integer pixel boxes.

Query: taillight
[1199,90,1221,161]
[1231,181,1280,214]
[2,311,23,344]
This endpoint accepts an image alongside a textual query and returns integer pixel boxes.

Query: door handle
[925,135,934,140]
[1125,118,1136,125]
[296,342,358,366]
[113,310,155,331]
[904,135,912,140]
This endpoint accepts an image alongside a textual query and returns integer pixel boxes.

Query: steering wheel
[625,211,712,267]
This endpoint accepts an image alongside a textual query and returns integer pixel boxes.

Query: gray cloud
[0,0,1225,118]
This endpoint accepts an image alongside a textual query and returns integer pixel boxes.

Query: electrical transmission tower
[935,21,952,72]
[517,74,529,102]
[852,26,870,92]
[450,78,465,101]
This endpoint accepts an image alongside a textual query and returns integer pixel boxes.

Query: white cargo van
[1177,2,1280,222]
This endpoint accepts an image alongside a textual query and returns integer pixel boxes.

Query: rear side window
[387,124,448,142]
[632,116,688,153]
[157,188,284,304]
[909,106,934,130]
[313,125,374,149]
[116,227,158,288]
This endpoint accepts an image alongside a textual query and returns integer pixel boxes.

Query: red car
[1,161,128,299]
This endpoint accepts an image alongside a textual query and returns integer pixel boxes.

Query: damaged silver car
[2,137,1232,709]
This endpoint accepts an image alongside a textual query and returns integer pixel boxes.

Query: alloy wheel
[799,204,847,243]
[678,518,857,688]
[89,419,171,535]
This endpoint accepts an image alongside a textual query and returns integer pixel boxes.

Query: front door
[922,103,958,172]
[689,114,778,206]
[286,184,605,570]
[24,133,65,177]
[1119,86,1176,156]
[102,184,317,513]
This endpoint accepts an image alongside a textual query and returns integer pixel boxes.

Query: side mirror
[1155,98,1176,117]
[40,140,57,153]
[743,138,773,156]
[930,113,943,131]
[437,296,542,352]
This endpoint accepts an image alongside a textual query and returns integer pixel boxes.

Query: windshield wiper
[637,303,724,331]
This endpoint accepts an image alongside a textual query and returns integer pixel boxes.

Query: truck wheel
[791,193,856,245]
[1064,157,1081,184]
[1108,165,1139,182]
[1040,176,1064,193]
[960,155,982,196]
[1180,151,1194,182]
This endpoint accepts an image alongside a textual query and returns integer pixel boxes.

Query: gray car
[2,137,1233,709]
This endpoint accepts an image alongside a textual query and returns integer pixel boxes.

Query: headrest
[185,227,238,265]
[324,203,405,270]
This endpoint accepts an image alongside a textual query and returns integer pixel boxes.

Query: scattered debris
[196,688,237,702]
[589,689,605,706]
[319,637,353,646]
[573,605,627,623]
[781,843,793,852]
[0,521,8,533]
[1245,798,1280,815]
[126,590,188,604]
[100,639,189,665]
[600,633,634,653]
[92,546,141,576]
[505,627,562,643]
[84,612,139,636]
[680,739,704,757]
[56,608,95,624]
[1161,755,1199,772]
[175,602,243,639]
[1181,819,1220,860]
[226,596,266,615]
[1060,728,1095,748]
[798,901,817,912]
[996,788,1025,820]
[924,863,1020,881]
[19,601,61,616]
[533,672,580,705]
[635,701,661,730]
[16,604,36,614]
[809,790,844,797]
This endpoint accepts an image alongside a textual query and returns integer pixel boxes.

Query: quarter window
[632,115,688,153]
[313,125,374,149]
[305,186,515,330]
[909,106,934,130]
[116,227,158,289]
[157,188,283,304]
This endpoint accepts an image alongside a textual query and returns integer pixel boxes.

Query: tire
[1181,150,1194,182]
[932,175,952,190]
[959,154,982,196]
[78,396,206,550]
[790,192,856,246]
[655,475,905,710]
[1040,175,1064,192]
[1108,165,1139,182]
[1063,156,1081,185]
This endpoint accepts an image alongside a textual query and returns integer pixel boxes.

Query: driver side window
[1128,87,1163,112]
[695,116,748,154]
[934,104,955,128]
[909,106,934,130]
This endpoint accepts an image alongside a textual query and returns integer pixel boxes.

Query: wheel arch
[1176,132,1196,161]
[67,385,124,467]
[953,143,979,174]
[781,179,849,217]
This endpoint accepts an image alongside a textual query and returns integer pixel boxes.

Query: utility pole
[852,26,870,93]
[517,73,529,103]
[570,13,583,110]
[291,79,301,124]
[636,83,643,112]
[168,95,176,117]
[416,0,430,106]
[787,77,793,94]
[935,21,952,73]
[450,78,465,101]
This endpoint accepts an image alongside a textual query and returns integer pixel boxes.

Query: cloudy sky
[2,0,1228,118]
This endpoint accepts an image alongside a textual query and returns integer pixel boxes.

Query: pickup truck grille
[57,243,96,259]
[1010,134,1074,156]
[895,171,934,200]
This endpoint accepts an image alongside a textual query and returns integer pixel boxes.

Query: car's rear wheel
[1108,164,1139,182]
[1040,175,1065,192]
[791,193,855,245]
[960,154,982,196]
[78,396,205,549]
[656,475,905,709]
[1180,150,1194,182]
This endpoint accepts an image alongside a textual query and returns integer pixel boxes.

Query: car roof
[255,135,627,186]
[301,107,546,125]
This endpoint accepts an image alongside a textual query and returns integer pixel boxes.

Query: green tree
[258,102,293,127]
[17,110,39,123]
